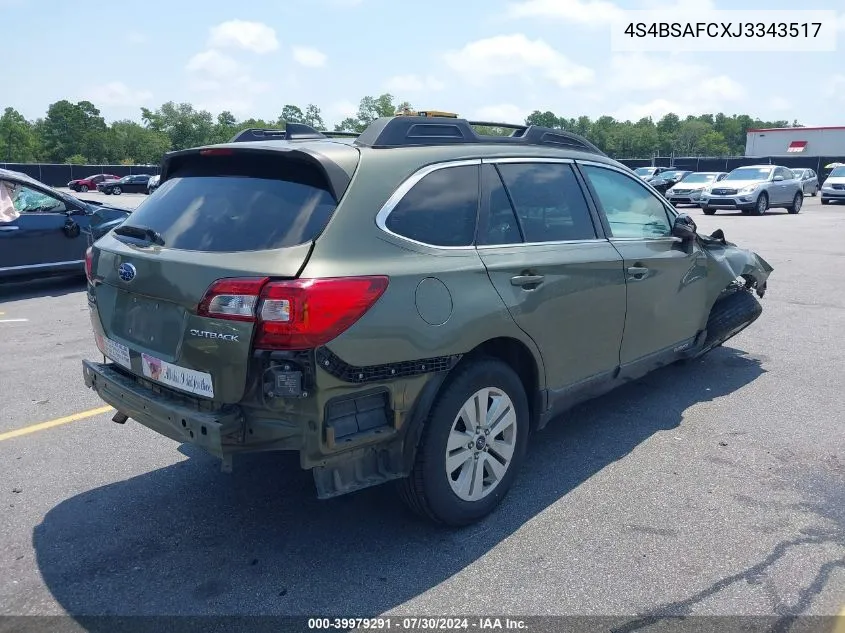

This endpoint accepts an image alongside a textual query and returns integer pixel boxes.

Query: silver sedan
[790,168,819,196]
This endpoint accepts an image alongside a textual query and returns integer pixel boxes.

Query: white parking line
[0,319,28,323]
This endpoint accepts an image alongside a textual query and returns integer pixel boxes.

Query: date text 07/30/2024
[307,617,528,630]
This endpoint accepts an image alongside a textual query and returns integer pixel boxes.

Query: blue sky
[4,0,845,127]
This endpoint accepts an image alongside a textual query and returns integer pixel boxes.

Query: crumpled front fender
[699,231,774,299]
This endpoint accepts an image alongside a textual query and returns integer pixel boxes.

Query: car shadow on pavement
[32,346,766,625]
[0,275,86,302]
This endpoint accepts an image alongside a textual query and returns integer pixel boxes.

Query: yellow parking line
[832,606,845,633]
[0,406,114,442]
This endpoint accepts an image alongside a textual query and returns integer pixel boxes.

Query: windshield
[635,167,655,176]
[681,173,718,183]
[791,169,805,177]
[830,167,845,177]
[725,167,772,181]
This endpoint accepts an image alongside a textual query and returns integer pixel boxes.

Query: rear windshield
[116,152,337,252]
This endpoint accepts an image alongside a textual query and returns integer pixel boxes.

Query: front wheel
[702,207,716,215]
[397,358,530,526]
[753,192,768,215]
[821,198,830,205]
[787,192,803,214]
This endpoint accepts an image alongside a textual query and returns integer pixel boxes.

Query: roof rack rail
[229,123,352,143]
[228,117,604,155]
[353,116,606,155]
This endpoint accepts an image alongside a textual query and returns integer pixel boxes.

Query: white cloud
[329,100,359,120]
[605,53,743,99]
[186,49,242,79]
[443,34,594,89]
[638,0,715,10]
[383,74,445,93]
[470,104,531,124]
[824,75,845,100]
[602,52,746,120]
[292,46,327,68]
[186,48,272,115]
[84,82,152,107]
[768,97,792,112]
[207,20,279,54]
[504,0,623,24]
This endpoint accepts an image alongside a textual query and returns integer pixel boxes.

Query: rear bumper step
[82,360,244,460]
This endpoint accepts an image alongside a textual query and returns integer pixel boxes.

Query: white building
[745,126,845,157]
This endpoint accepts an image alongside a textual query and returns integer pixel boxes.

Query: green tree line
[0,94,800,165]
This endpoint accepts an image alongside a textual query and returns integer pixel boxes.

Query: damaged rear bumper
[82,360,245,465]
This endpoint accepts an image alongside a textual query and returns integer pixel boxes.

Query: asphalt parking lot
[0,196,843,626]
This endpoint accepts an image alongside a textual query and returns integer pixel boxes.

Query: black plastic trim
[315,347,461,384]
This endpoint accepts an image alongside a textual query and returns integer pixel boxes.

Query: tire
[752,192,768,215]
[104,190,112,195]
[397,358,530,526]
[697,290,763,358]
[80,185,89,193]
[821,198,830,205]
[702,207,716,215]
[787,192,803,214]
[112,186,122,195]
[812,186,818,197]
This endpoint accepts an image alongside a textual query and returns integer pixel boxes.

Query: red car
[67,173,120,193]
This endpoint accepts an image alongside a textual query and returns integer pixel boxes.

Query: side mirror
[63,219,81,239]
[773,175,784,182]
[671,213,697,241]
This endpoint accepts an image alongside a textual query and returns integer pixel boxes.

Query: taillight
[196,276,389,350]
[197,277,268,322]
[84,247,94,282]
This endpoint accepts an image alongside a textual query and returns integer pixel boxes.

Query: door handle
[510,275,545,287]
[0,226,19,231]
[627,266,649,280]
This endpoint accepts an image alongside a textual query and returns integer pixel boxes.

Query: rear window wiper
[113,224,166,246]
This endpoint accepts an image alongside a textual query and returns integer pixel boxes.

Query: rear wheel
[787,192,803,214]
[752,193,768,215]
[112,186,122,195]
[80,185,89,193]
[812,186,818,197]
[397,358,530,526]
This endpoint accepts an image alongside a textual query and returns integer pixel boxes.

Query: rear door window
[384,164,479,247]
[496,162,597,242]
[115,152,338,252]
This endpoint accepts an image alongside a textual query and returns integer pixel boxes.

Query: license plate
[96,333,131,369]
[141,353,214,399]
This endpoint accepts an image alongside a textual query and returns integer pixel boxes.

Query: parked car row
[637,163,836,215]
[67,172,160,195]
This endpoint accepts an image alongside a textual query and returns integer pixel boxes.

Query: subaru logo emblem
[118,263,137,282]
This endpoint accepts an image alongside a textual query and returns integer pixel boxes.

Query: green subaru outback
[81,112,773,526]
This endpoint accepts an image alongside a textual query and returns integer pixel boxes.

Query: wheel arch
[401,336,546,472]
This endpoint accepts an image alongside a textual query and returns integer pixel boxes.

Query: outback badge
[117,262,137,282]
